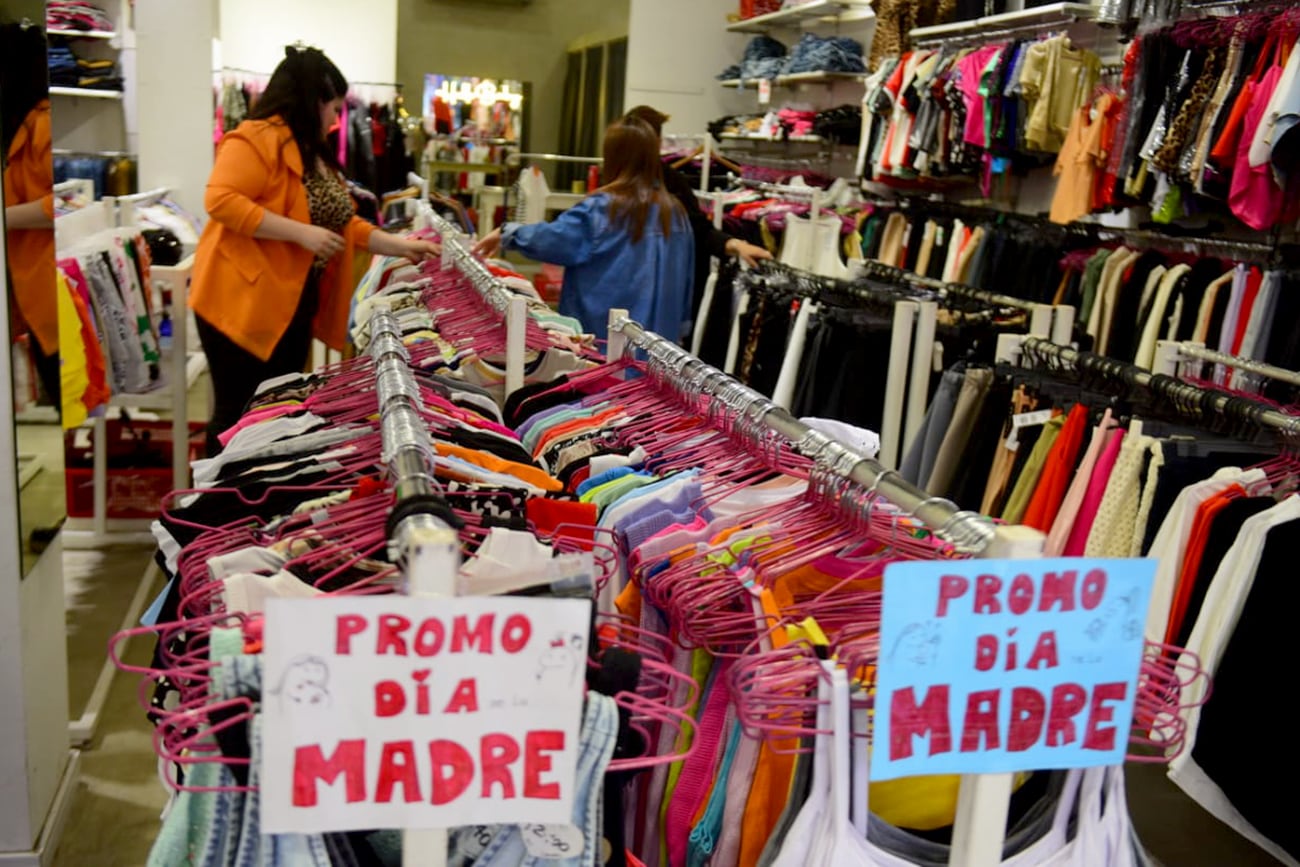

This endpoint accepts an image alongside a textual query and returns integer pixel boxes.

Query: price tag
[453,826,497,861]
[758,79,772,106]
[1007,409,1053,450]
[522,824,585,859]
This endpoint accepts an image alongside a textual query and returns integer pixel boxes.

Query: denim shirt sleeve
[500,195,606,267]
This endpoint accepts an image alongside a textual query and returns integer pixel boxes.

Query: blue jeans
[461,694,619,867]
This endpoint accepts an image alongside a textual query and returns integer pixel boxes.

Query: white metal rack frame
[58,188,204,551]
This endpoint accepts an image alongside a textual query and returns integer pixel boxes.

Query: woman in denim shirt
[475,117,694,344]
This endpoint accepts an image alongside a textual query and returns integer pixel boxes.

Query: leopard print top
[304,169,355,270]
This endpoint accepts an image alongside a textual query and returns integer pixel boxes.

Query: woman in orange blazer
[190,46,438,454]
[2,22,58,410]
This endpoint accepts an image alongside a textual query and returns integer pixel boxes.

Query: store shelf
[727,0,874,32]
[720,132,825,143]
[50,87,124,100]
[48,28,117,39]
[721,71,869,88]
[910,2,1096,44]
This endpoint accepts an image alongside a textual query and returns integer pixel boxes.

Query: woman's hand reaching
[397,238,441,264]
[295,224,346,258]
[473,229,503,259]
[725,238,774,268]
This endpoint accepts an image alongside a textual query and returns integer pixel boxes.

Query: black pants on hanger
[195,273,319,457]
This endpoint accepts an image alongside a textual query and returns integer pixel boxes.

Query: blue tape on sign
[873,558,1155,781]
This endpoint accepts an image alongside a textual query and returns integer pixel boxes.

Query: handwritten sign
[873,559,1154,781]
[261,596,592,833]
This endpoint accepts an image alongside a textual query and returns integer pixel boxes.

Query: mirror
[1,0,64,578]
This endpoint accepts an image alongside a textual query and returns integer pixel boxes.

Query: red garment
[1093,93,1126,211]
[1022,404,1091,532]
[526,498,596,542]
[1165,486,1243,645]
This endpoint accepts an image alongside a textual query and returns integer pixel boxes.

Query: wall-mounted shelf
[50,87,124,100]
[721,132,825,143]
[910,2,1097,45]
[727,0,874,33]
[48,29,117,40]
[721,71,869,88]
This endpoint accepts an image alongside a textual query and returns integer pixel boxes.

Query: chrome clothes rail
[1163,343,1300,388]
[607,314,996,554]
[1020,336,1300,436]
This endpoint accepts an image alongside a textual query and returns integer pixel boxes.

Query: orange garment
[189,118,376,361]
[1022,404,1090,531]
[530,405,627,458]
[1050,98,1112,225]
[432,442,563,492]
[3,101,57,354]
[1166,485,1243,645]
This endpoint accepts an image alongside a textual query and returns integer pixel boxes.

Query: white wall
[625,0,749,137]
[219,0,397,84]
[136,0,216,217]
[0,200,70,857]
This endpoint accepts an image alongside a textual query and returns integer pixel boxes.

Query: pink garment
[216,404,308,447]
[336,99,349,167]
[1229,66,1284,230]
[1045,408,1116,556]
[664,665,733,867]
[959,45,1003,148]
[1063,427,1126,556]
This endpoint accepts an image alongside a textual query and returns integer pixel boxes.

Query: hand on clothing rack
[725,237,774,267]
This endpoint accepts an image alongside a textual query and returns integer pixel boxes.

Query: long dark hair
[599,116,682,243]
[248,45,348,173]
[1,22,50,161]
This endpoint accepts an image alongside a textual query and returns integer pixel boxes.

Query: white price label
[453,826,497,861]
[758,79,772,105]
[522,824,585,860]
[1012,410,1053,429]
[1006,410,1053,450]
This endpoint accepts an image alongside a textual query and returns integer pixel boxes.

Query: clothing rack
[854,259,1075,341]
[608,309,1058,867]
[1153,340,1300,388]
[1001,335,1300,435]
[863,189,1287,264]
[418,201,531,396]
[367,304,461,867]
[1081,224,1282,263]
[606,311,996,553]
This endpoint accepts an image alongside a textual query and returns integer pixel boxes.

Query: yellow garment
[57,270,90,428]
[1021,36,1101,153]
[870,771,1032,830]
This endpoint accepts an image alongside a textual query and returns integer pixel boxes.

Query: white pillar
[134,0,217,218]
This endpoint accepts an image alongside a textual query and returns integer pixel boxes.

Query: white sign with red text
[261,596,592,833]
